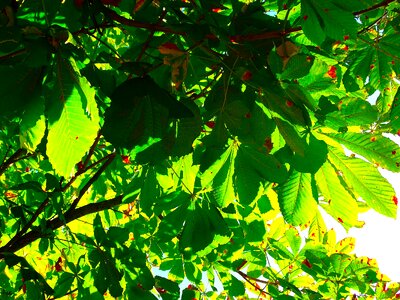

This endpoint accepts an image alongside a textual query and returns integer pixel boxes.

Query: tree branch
[0,195,123,258]
[0,148,28,176]
[69,152,116,211]
[6,196,50,250]
[102,6,184,35]
[354,0,395,15]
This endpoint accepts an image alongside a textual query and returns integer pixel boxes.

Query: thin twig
[68,152,116,210]
[136,9,167,63]
[0,48,27,62]
[83,132,102,168]
[85,31,123,59]
[102,6,184,35]
[6,196,50,250]
[0,149,28,176]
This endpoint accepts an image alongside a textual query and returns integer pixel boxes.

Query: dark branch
[6,196,50,250]
[0,148,28,176]
[69,152,116,210]
[0,195,123,258]
[354,0,395,15]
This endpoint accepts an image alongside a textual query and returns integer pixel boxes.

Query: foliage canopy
[1,0,400,299]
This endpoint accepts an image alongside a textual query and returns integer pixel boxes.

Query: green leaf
[93,215,107,247]
[229,275,245,297]
[390,88,400,132]
[315,161,359,228]
[155,276,180,300]
[328,147,397,218]
[280,54,314,80]
[301,0,358,44]
[54,272,75,298]
[277,171,318,226]
[238,144,288,183]
[45,55,100,178]
[324,132,400,172]
[179,201,230,256]
[156,202,189,242]
[262,87,308,126]
[201,141,237,207]
[103,76,193,150]
[19,96,46,152]
[275,119,307,156]
[0,65,43,117]
[92,251,123,297]
[291,133,328,173]
[308,210,327,243]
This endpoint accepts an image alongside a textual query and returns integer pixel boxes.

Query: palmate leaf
[315,161,358,228]
[301,0,358,44]
[277,170,318,226]
[347,43,395,91]
[207,142,288,207]
[328,147,397,218]
[45,55,100,178]
[103,76,193,152]
[291,133,328,173]
[324,98,378,128]
[237,144,288,183]
[179,201,230,257]
[324,132,400,172]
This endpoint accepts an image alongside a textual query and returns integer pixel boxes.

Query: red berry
[205,121,215,128]
[283,4,287,9]
[101,0,121,6]
[303,15,308,21]
[121,155,130,164]
[286,100,294,107]
[244,112,251,118]
[54,257,62,272]
[74,0,84,8]
[392,150,396,155]
[160,42,179,51]
[327,66,337,79]
[302,259,312,268]
[25,167,30,172]
[211,8,222,13]
[77,161,84,170]
[344,35,349,41]
[156,287,167,294]
[241,70,252,81]
[343,45,349,51]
